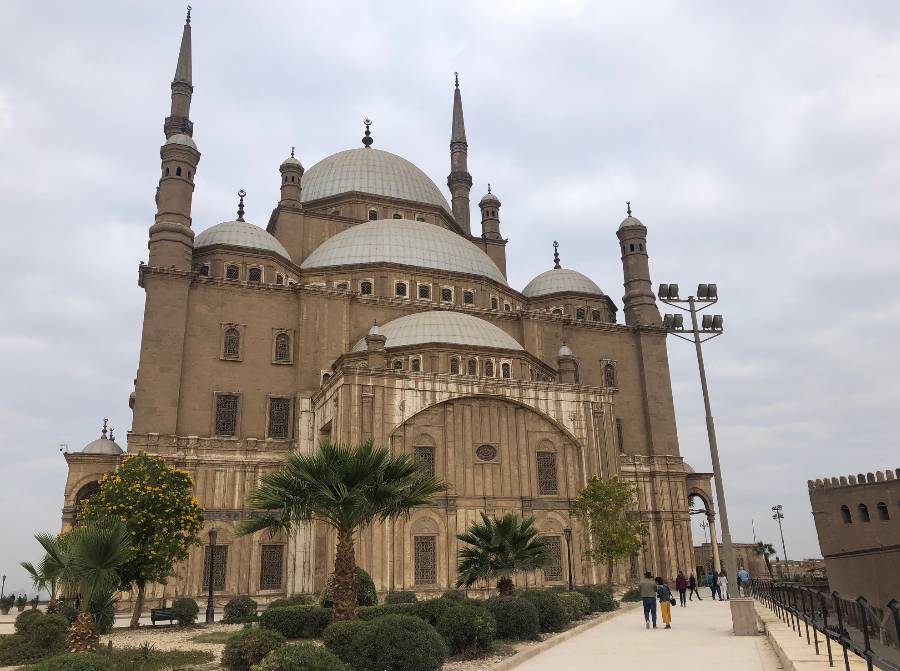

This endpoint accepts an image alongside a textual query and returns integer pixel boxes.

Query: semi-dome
[195,220,291,261]
[301,148,451,212]
[301,219,508,285]
[522,268,604,298]
[351,310,523,352]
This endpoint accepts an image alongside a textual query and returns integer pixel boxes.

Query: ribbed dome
[301,220,508,285]
[195,221,291,261]
[81,436,123,456]
[301,148,451,212]
[522,268,604,298]
[351,311,523,352]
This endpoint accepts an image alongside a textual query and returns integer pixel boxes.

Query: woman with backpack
[655,576,674,629]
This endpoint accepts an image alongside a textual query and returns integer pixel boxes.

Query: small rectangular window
[203,545,228,591]
[418,284,431,299]
[268,397,291,439]
[395,282,408,297]
[536,451,558,495]
[259,544,284,590]
[368,209,379,221]
[248,267,262,283]
[414,536,437,585]
[491,297,499,310]
[463,290,474,305]
[543,536,563,581]
[411,358,421,372]
[225,265,240,280]
[199,264,210,276]
[360,280,373,295]
[441,287,453,302]
[215,394,239,436]
[615,418,624,452]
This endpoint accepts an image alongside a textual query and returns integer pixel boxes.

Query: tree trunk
[66,611,99,652]
[497,578,514,596]
[606,560,614,586]
[130,579,146,628]
[765,557,773,578]
[333,529,357,621]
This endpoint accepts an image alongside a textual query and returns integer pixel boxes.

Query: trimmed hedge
[15,609,44,632]
[258,605,333,639]
[170,597,199,627]
[411,597,456,627]
[485,596,540,640]
[348,615,445,671]
[255,643,349,671]
[435,603,496,656]
[221,628,285,671]
[557,592,590,621]
[320,567,377,608]
[356,604,416,621]
[222,596,258,624]
[517,590,571,633]
[0,612,69,665]
[31,652,114,671]
[620,588,641,602]
[384,591,418,605]
[267,595,313,609]
[440,590,466,601]
[322,620,368,667]
[575,586,618,613]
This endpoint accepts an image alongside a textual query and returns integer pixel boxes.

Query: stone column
[707,512,721,571]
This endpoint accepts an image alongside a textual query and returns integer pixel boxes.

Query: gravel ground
[101,622,244,655]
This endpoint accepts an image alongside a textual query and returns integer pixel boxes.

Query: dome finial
[626,200,632,217]
[362,118,373,148]
[553,240,561,269]
[290,146,295,158]
[101,418,108,439]
[487,183,491,194]
[186,4,192,24]
[237,189,246,221]
[109,427,115,441]
[454,71,459,89]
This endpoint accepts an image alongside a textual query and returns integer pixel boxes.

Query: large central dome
[301,219,508,285]
[301,148,451,212]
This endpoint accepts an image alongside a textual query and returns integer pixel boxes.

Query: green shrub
[349,615,445,671]
[485,596,540,640]
[221,627,285,671]
[440,590,466,601]
[56,600,78,624]
[267,595,313,609]
[258,605,332,639]
[412,597,455,626]
[170,597,199,627]
[620,587,641,602]
[32,652,115,671]
[15,608,45,632]
[222,596,258,623]
[384,591,418,604]
[575,586,618,613]
[435,603,496,656]
[517,590,570,633]
[0,613,69,664]
[255,643,349,671]
[322,620,368,666]
[557,592,590,621]
[356,603,417,620]
[320,567,378,608]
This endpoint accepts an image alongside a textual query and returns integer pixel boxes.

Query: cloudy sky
[2,1,899,594]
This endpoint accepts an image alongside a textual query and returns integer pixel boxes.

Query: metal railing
[750,579,900,671]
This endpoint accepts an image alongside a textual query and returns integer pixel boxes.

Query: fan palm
[456,512,552,595]
[753,541,777,577]
[20,551,64,606]
[238,440,446,620]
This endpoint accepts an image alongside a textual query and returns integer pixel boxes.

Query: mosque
[61,11,715,604]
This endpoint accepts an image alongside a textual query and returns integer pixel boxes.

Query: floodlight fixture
[712,315,723,331]
[658,284,669,300]
[697,284,708,299]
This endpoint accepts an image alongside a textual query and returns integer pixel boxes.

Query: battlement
[808,467,899,490]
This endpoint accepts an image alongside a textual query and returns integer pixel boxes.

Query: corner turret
[479,184,501,239]
[279,147,303,207]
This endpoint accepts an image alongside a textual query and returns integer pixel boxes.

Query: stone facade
[693,542,768,580]
[61,13,710,606]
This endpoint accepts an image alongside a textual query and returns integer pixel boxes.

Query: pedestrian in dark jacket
[707,570,720,600]
[639,571,658,629]
[675,571,688,607]
[688,573,702,601]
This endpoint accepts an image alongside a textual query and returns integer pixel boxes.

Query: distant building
[769,558,826,580]
[694,542,768,579]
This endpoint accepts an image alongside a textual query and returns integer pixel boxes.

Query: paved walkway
[515,597,783,671]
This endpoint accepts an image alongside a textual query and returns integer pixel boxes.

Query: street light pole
[771,505,787,562]
[563,527,574,592]
[205,528,217,624]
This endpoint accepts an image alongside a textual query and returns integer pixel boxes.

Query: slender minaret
[617,202,661,326]
[447,73,472,234]
[149,7,200,270]
[279,146,304,206]
[478,184,501,239]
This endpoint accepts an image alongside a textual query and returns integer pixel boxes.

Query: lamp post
[699,519,709,544]
[563,527,574,592]
[1,575,5,599]
[771,505,787,562]
[205,528,217,624]
[658,283,738,594]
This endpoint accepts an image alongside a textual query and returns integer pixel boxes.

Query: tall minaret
[447,73,472,234]
[148,7,200,270]
[478,184,501,239]
[617,202,661,326]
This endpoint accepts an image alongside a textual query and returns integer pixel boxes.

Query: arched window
[501,362,511,378]
[466,358,477,375]
[275,274,284,285]
[416,216,425,222]
[411,358,421,372]
[463,290,474,305]
[274,333,290,362]
[165,167,170,176]
[504,302,511,312]
[392,212,402,219]
[591,310,602,322]
[74,481,100,525]
[840,505,852,523]
[223,328,240,359]
[395,282,407,297]
[449,357,460,374]
[551,308,563,316]
[639,243,644,251]
[199,264,209,277]
[629,244,635,252]
[604,364,616,387]
[335,282,349,290]
[176,166,182,176]
[858,503,870,522]
[441,287,453,303]
[491,297,498,310]
[360,281,373,295]
[576,308,585,320]
[418,284,431,299]
[321,372,331,385]
[368,209,378,220]
[188,171,192,179]
[877,502,890,520]
[484,360,494,377]
[392,359,404,371]
[226,264,239,280]
[248,267,262,283]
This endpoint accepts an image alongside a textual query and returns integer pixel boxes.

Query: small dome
[81,436,123,455]
[164,133,197,150]
[558,344,573,357]
[302,219,507,285]
[281,155,303,169]
[368,323,382,336]
[618,215,645,230]
[683,462,696,474]
[301,148,451,212]
[479,191,500,207]
[522,268,604,298]
[351,311,523,352]
[195,220,291,261]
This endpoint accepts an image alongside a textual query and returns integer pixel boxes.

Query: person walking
[675,571,688,607]
[718,570,729,600]
[656,576,674,629]
[688,573,702,601]
[639,571,658,629]
[737,567,750,596]
[707,570,719,600]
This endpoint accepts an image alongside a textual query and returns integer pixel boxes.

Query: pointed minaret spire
[447,72,473,234]
[165,6,194,137]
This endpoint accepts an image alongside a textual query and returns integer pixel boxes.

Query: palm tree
[456,512,552,595]
[238,440,446,620]
[753,541,776,577]
[35,521,130,651]
[20,551,64,609]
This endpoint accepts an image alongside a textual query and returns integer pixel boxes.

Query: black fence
[750,579,900,671]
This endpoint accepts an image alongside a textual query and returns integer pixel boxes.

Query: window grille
[543,536,563,581]
[411,358,421,372]
[215,394,239,436]
[591,310,602,322]
[491,297,498,310]
[467,359,477,375]
[501,362,511,378]
[199,264,209,276]
[274,333,290,362]
[484,360,494,377]
[368,209,378,220]
[604,364,616,387]
[268,397,290,439]
[393,359,403,370]
[441,288,453,302]
[463,291,474,305]
[450,358,460,374]
[203,545,227,591]
[413,446,435,478]
[395,282,407,297]
[259,545,284,590]
[226,265,239,280]
[414,536,437,585]
[360,281,373,295]
[223,328,240,359]
[419,284,431,299]
[576,308,586,320]
[536,451,558,495]
[248,267,262,283]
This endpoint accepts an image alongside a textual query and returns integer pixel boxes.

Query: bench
[150,608,176,626]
